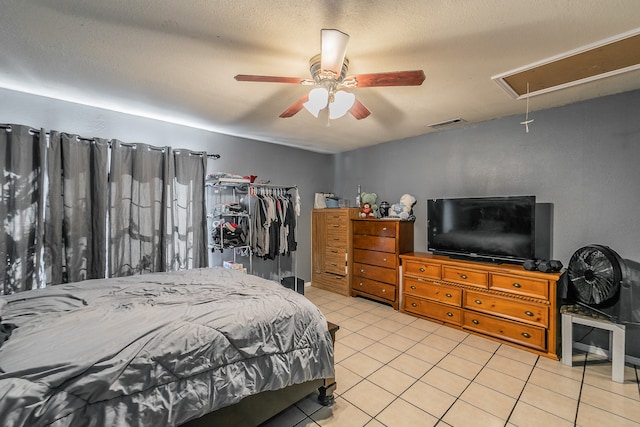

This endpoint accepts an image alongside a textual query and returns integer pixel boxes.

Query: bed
[0,268,336,426]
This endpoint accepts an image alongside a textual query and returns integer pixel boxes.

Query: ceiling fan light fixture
[303,87,329,117]
[320,29,350,76]
[329,90,356,119]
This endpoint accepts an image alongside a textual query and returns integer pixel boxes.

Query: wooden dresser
[400,252,562,359]
[311,208,360,295]
[351,219,414,309]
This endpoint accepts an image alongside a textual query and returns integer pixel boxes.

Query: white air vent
[428,118,466,129]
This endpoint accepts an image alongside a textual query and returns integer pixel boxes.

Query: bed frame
[181,322,339,427]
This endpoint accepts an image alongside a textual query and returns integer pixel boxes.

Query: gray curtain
[109,141,206,277]
[0,125,46,294]
[170,150,207,270]
[44,133,109,284]
[2,124,207,289]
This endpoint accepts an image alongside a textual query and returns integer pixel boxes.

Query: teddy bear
[359,192,378,218]
[389,193,416,220]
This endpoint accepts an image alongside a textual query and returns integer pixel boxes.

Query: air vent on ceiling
[492,28,640,99]
[428,118,466,129]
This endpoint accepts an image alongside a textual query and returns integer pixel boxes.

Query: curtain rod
[1,124,221,159]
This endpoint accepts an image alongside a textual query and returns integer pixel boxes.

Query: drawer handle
[521,332,531,339]
[333,238,340,241]
[382,227,387,231]
[474,299,482,305]
[460,274,468,279]
[446,312,454,317]
[512,282,522,288]
[332,224,340,228]
[411,303,418,307]
[445,293,452,298]
[410,285,417,290]
[383,258,387,262]
[419,267,425,272]
[360,269,365,273]
[472,319,479,325]
[524,311,534,317]
[381,289,386,293]
[359,282,364,287]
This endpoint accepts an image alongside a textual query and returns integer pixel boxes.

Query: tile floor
[261,286,640,427]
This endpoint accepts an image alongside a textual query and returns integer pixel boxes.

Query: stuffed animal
[359,192,378,218]
[389,193,416,220]
[360,202,374,218]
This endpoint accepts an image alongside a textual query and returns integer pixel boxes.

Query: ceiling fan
[234,29,426,121]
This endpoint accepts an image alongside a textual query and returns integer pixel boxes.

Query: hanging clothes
[249,187,297,260]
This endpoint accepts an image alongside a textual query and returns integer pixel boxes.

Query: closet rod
[251,183,297,191]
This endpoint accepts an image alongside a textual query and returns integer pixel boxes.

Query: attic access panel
[493,28,640,99]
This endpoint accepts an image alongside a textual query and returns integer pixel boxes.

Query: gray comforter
[0,268,334,426]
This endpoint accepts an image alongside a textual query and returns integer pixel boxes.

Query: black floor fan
[566,244,640,324]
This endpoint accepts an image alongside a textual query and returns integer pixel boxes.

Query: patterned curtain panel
[109,141,170,277]
[44,133,109,284]
[109,142,207,277]
[0,125,46,294]
[170,150,207,270]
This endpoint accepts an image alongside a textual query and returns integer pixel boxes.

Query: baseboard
[573,342,640,366]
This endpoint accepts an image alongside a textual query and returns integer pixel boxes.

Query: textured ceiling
[1,0,640,153]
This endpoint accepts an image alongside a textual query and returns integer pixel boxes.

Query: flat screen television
[427,195,536,264]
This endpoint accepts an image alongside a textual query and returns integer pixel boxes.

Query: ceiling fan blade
[349,99,371,120]
[346,70,426,87]
[320,29,349,75]
[279,94,310,118]
[235,74,310,84]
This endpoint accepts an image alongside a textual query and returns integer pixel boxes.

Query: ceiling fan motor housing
[566,244,640,324]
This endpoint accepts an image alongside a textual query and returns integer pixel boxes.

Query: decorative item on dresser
[312,208,360,295]
[400,252,563,359]
[351,219,415,309]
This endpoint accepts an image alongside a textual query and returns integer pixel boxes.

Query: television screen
[427,196,536,263]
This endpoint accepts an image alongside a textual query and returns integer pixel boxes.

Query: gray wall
[0,88,334,282]
[334,89,640,264]
[3,86,640,357]
[332,88,640,357]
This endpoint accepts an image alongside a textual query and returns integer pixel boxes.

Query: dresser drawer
[404,277,462,306]
[353,262,397,284]
[326,229,348,247]
[325,212,349,223]
[490,273,549,300]
[353,248,397,269]
[324,248,347,275]
[464,290,548,328]
[442,265,488,288]
[353,277,395,301]
[313,272,350,294]
[353,235,396,253]
[403,295,462,325]
[353,221,397,237]
[403,260,441,279]
[463,311,545,351]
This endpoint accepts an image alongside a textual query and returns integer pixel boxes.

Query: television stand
[399,252,563,359]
